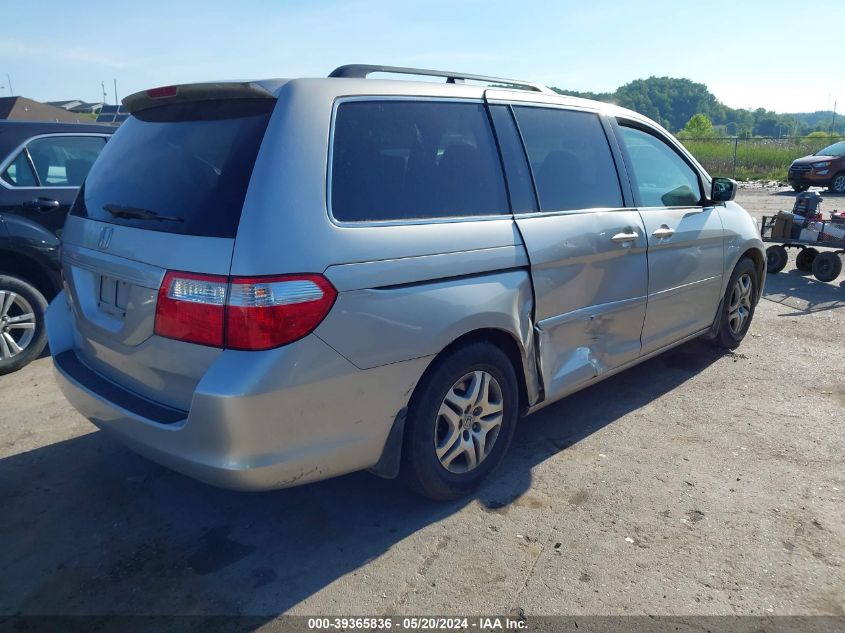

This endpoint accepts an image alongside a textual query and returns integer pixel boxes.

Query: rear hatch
[62,85,276,411]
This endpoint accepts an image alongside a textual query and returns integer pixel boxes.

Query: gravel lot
[1,186,843,624]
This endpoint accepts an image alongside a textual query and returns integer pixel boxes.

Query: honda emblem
[98,227,113,250]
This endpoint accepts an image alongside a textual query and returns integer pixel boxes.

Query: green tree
[679,113,715,138]
[614,77,722,130]
[549,76,813,136]
[806,130,842,140]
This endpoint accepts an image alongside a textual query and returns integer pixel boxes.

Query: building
[0,97,98,123]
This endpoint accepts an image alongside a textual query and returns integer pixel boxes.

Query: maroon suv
[788,140,845,193]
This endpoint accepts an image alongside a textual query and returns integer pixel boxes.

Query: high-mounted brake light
[147,85,178,99]
[153,272,337,351]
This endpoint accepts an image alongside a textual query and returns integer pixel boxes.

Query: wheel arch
[706,247,765,341]
[0,249,59,300]
[740,246,766,299]
[369,326,537,480]
[416,328,533,413]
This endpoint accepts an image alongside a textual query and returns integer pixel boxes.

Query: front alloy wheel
[830,172,845,194]
[727,273,753,336]
[436,371,504,474]
[712,257,758,349]
[0,275,49,375]
[0,291,37,360]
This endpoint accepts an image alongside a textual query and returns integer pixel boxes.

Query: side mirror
[710,177,737,203]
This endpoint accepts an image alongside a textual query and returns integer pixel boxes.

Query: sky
[2,0,842,114]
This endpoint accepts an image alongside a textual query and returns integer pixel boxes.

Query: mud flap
[701,294,726,341]
[368,407,407,479]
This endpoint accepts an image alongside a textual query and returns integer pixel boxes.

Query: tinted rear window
[71,99,274,238]
[331,101,509,222]
[513,106,623,212]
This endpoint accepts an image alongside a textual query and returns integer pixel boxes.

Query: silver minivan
[47,65,765,500]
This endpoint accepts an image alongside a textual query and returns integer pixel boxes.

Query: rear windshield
[71,99,274,238]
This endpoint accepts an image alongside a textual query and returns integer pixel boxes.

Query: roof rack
[328,64,555,95]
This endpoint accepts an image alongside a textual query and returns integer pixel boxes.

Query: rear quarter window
[330,100,509,222]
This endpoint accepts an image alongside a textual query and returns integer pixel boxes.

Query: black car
[0,121,113,373]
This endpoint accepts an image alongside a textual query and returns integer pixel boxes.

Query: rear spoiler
[122,81,276,114]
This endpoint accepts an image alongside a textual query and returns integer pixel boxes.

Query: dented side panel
[517,210,648,402]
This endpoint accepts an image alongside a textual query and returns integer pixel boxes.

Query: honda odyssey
[47,65,765,500]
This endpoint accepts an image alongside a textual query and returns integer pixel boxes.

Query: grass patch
[680,137,841,181]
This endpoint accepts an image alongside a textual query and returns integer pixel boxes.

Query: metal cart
[761,215,845,282]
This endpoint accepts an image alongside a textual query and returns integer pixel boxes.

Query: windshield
[815,141,845,157]
[71,99,274,238]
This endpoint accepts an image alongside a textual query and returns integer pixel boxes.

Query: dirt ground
[1,185,843,625]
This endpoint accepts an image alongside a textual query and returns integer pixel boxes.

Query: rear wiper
[104,204,184,223]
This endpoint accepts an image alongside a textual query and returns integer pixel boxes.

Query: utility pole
[5,74,12,96]
[101,81,107,105]
[113,79,118,107]
[832,101,838,134]
[732,137,738,178]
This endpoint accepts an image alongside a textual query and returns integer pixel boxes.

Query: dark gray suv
[0,121,112,373]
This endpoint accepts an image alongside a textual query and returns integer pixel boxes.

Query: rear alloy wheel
[402,342,518,500]
[713,258,759,349]
[829,172,845,194]
[795,248,819,272]
[435,371,504,474]
[811,251,843,282]
[0,275,48,375]
[766,245,788,273]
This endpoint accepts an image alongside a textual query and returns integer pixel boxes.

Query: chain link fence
[679,136,842,181]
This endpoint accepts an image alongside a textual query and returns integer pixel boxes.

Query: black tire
[811,252,843,282]
[828,172,845,194]
[792,184,809,192]
[712,258,759,350]
[0,274,48,375]
[795,247,819,272]
[402,342,519,501]
[765,245,788,274]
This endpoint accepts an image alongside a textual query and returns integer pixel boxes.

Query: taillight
[154,271,228,347]
[153,272,336,351]
[227,274,336,350]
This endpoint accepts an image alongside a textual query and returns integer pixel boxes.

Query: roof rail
[328,64,555,95]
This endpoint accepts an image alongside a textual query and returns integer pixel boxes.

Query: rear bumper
[47,292,428,490]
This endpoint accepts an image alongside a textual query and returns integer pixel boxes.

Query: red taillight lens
[154,271,227,347]
[153,272,336,351]
[226,274,337,350]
